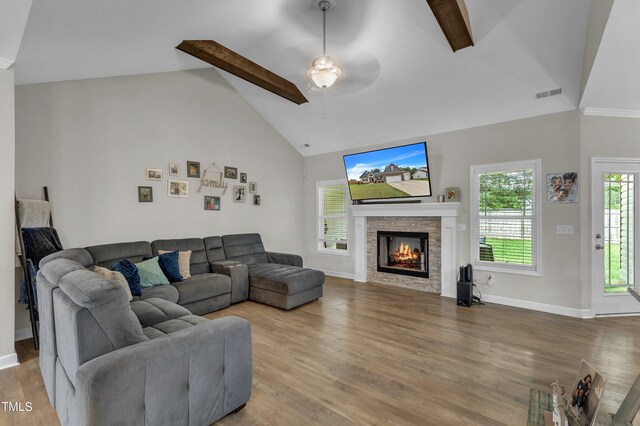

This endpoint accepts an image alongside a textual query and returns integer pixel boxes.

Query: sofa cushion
[135,257,170,287]
[130,298,192,328]
[248,263,325,295]
[86,241,152,269]
[152,238,209,275]
[172,274,231,305]
[139,284,180,304]
[203,236,226,263]
[112,259,142,297]
[89,266,133,301]
[222,233,269,265]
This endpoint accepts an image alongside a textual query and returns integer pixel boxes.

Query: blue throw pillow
[144,251,182,282]
[111,259,142,297]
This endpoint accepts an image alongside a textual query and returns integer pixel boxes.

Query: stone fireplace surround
[351,202,460,298]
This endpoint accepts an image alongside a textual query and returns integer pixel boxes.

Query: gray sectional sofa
[36,233,324,426]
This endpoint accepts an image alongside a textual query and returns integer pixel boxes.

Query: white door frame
[591,157,640,316]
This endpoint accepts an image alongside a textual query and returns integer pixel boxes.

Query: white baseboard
[481,294,594,319]
[316,269,355,280]
[0,353,19,371]
[15,327,33,342]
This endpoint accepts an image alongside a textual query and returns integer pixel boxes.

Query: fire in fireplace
[377,231,429,278]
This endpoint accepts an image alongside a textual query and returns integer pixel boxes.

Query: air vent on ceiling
[535,88,562,100]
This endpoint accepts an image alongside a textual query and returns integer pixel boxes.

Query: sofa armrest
[211,261,249,304]
[75,316,252,426]
[266,251,303,267]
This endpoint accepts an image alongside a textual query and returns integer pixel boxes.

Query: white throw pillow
[89,265,133,301]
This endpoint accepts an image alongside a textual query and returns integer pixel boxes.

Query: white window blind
[470,160,541,275]
[318,181,349,254]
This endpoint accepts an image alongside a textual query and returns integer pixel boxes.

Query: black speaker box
[457,281,473,307]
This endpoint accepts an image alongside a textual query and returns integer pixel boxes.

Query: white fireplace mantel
[351,202,460,298]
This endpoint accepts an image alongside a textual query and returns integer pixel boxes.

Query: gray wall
[14,69,304,336]
[1,68,16,363]
[304,111,584,310]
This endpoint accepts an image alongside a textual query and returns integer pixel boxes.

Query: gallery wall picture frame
[253,195,261,206]
[225,166,238,179]
[249,182,257,194]
[146,168,163,181]
[138,186,153,202]
[168,180,189,198]
[233,185,246,203]
[547,172,578,203]
[445,187,459,202]
[187,161,201,178]
[169,162,179,176]
[204,195,221,211]
[240,172,247,183]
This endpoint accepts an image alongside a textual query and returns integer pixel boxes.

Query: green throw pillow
[135,256,170,287]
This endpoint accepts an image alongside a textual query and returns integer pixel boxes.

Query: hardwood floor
[2,276,640,425]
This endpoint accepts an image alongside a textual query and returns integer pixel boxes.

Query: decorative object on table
[253,195,261,206]
[547,172,578,203]
[169,162,179,176]
[249,182,257,194]
[187,161,201,178]
[224,166,238,179]
[613,373,640,426]
[567,359,606,426]
[233,185,246,203]
[138,186,153,202]
[146,168,163,181]
[168,180,189,197]
[204,195,221,211]
[437,195,445,202]
[445,187,459,202]
[240,172,247,183]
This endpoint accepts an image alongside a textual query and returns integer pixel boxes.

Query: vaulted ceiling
[4,0,638,156]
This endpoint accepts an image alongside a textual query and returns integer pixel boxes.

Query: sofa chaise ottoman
[221,233,325,310]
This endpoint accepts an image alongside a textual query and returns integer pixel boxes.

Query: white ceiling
[13,0,623,156]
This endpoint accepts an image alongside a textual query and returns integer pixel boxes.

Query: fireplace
[377,231,429,278]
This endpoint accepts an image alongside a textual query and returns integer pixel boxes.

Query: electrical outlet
[487,274,495,286]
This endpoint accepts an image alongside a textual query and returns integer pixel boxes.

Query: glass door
[592,159,640,315]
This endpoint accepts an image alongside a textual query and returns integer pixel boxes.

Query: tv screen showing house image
[343,142,432,201]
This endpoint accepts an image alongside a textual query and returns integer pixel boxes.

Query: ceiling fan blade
[176,40,308,105]
[426,0,474,52]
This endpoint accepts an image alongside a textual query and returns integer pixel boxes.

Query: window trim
[469,159,542,277]
[317,179,350,256]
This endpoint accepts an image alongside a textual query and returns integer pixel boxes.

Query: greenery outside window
[470,159,542,276]
[318,180,349,255]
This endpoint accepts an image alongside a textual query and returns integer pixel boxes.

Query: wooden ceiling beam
[426,0,474,52]
[176,40,308,105]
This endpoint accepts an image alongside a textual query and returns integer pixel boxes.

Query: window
[318,180,349,255]
[470,159,542,276]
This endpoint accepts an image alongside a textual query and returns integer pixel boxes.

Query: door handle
[595,244,604,250]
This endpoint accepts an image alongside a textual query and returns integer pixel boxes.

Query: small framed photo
[187,161,201,178]
[204,195,220,211]
[168,180,189,198]
[547,172,578,203]
[169,162,179,176]
[146,168,163,181]
[253,194,261,206]
[445,187,459,202]
[240,172,247,183]
[249,182,257,194]
[225,166,238,179]
[138,186,153,202]
[233,185,246,203]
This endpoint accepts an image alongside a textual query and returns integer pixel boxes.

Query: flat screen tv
[343,141,432,202]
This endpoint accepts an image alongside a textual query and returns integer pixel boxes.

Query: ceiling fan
[176,0,473,105]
